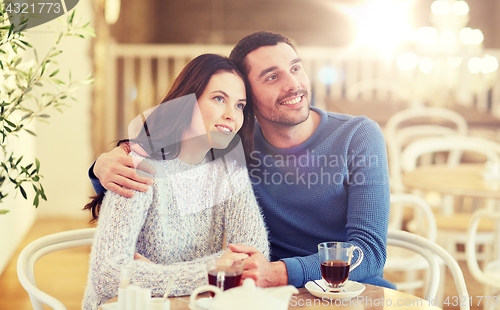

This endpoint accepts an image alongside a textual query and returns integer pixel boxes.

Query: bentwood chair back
[385,107,468,193]
[401,135,500,172]
[385,194,440,299]
[17,228,96,310]
[387,229,470,310]
[466,210,500,310]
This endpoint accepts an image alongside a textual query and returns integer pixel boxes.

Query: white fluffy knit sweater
[82,153,269,310]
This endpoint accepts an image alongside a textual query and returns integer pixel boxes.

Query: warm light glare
[460,28,484,45]
[341,0,414,56]
[129,87,138,101]
[447,57,462,68]
[440,30,456,46]
[417,27,439,45]
[452,1,469,15]
[397,53,419,71]
[480,55,499,74]
[468,57,481,73]
[318,66,340,85]
[470,29,484,45]
[459,27,472,44]
[431,0,451,15]
[419,58,434,73]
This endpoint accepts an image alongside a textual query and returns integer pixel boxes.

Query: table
[100,284,442,310]
[403,163,500,259]
[403,164,500,200]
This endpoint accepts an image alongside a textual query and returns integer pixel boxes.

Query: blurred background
[2,1,500,308]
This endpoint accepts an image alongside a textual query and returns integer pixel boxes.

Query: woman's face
[189,71,247,149]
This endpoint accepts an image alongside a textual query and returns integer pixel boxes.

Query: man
[90,31,394,289]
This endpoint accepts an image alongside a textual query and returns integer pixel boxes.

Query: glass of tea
[318,242,364,292]
[206,258,244,296]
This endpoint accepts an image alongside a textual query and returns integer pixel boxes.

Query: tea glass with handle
[206,258,244,295]
[318,242,363,292]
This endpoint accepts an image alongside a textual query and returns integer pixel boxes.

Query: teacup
[207,258,244,295]
[318,242,363,292]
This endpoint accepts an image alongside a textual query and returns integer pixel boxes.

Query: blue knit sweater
[248,107,394,289]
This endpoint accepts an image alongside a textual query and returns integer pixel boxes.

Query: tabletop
[403,163,500,200]
[100,284,442,310]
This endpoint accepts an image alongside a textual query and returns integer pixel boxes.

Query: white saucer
[188,297,212,310]
[305,279,365,299]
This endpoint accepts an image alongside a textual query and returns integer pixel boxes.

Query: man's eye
[266,74,277,81]
[292,66,301,72]
[214,96,224,102]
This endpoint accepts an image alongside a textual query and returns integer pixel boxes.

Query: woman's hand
[134,253,153,263]
[220,247,249,261]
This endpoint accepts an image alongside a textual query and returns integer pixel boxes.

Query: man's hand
[228,244,288,287]
[94,144,156,198]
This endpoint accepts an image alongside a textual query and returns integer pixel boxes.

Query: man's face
[245,42,311,128]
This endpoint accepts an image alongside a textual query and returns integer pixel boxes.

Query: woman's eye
[237,103,245,110]
[214,96,224,103]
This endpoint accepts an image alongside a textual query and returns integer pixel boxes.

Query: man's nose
[283,72,301,92]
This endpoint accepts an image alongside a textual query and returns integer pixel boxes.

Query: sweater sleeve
[89,161,106,195]
[84,182,225,310]
[280,118,391,288]
[343,119,390,282]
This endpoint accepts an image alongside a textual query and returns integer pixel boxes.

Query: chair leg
[436,264,446,309]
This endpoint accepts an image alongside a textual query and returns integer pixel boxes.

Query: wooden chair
[387,229,470,310]
[385,193,440,299]
[466,210,500,310]
[17,228,96,310]
[385,106,468,194]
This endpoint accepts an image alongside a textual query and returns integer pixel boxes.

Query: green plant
[0,8,94,214]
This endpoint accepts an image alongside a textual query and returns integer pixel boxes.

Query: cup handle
[349,246,364,272]
[216,270,225,289]
[189,285,222,310]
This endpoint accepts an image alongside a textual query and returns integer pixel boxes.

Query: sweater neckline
[255,107,328,155]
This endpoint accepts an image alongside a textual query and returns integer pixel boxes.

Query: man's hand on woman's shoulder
[94,144,155,198]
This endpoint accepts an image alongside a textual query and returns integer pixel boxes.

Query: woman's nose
[223,107,235,121]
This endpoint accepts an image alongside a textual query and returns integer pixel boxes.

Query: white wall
[28,2,94,219]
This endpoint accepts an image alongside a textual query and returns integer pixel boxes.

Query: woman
[82,54,269,310]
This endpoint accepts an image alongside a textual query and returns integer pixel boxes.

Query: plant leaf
[0,210,9,215]
[40,183,47,200]
[20,185,27,199]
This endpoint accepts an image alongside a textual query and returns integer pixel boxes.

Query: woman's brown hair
[84,54,254,222]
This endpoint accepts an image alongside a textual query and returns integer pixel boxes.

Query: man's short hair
[229,31,297,76]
